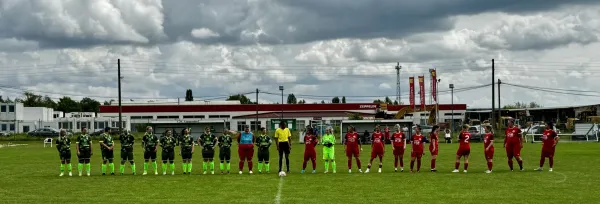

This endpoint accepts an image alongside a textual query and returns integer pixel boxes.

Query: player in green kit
[160,129,177,175]
[199,127,218,174]
[322,127,337,173]
[256,127,272,173]
[218,130,233,174]
[76,128,93,176]
[119,130,136,175]
[142,126,159,175]
[99,127,116,175]
[56,129,72,177]
[180,128,195,174]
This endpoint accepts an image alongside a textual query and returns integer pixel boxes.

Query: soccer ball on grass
[278,171,287,177]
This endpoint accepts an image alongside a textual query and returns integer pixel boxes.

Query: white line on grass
[274,177,284,204]
[554,171,567,183]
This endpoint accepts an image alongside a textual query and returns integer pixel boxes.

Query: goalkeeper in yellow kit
[322,127,336,173]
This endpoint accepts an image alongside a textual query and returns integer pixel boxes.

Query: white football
[278,171,287,177]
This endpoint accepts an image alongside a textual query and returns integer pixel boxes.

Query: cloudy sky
[1,0,600,108]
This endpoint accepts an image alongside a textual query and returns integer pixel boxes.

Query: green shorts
[322,147,335,160]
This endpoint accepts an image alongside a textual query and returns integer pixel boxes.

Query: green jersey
[77,134,91,149]
[160,136,177,152]
[180,134,194,151]
[200,133,217,150]
[256,135,272,150]
[142,134,159,152]
[56,136,71,152]
[322,134,336,148]
[99,133,114,150]
[120,133,135,151]
[218,134,233,149]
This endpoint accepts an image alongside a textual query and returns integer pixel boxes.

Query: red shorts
[411,151,423,158]
[304,149,316,160]
[393,146,405,156]
[485,150,494,160]
[371,148,384,159]
[346,146,360,158]
[456,148,471,156]
[505,143,521,158]
[238,144,254,160]
[541,147,555,158]
[429,146,438,156]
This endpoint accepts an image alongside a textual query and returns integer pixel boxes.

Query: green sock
[78,163,83,173]
[332,161,337,171]
[109,163,115,173]
[102,164,107,174]
[210,161,214,172]
[220,163,224,171]
[152,162,157,171]
[144,163,148,172]
[60,164,65,173]
[265,163,270,173]
[86,163,91,173]
[325,161,329,172]
[170,163,175,172]
[182,163,188,173]
[187,163,192,172]
[120,165,125,174]
[131,164,136,173]
[203,162,208,172]
[258,163,263,172]
[67,164,72,172]
[162,163,167,173]
[226,162,231,171]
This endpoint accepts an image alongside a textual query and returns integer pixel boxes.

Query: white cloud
[379,83,391,89]
[190,28,220,39]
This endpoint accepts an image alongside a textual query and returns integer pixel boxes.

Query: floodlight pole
[450,84,454,132]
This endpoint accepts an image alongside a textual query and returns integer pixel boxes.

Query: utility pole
[395,63,401,104]
[279,86,284,120]
[117,59,123,134]
[450,84,454,131]
[255,89,259,131]
[498,79,502,122]
[491,59,495,129]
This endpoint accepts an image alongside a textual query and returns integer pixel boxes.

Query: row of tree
[0,92,102,113]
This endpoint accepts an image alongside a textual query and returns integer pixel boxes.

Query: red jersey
[304,135,318,151]
[505,127,522,144]
[542,129,557,148]
[483,133,494,151]
[345,132,360,148]
[391,132,405,147]
[429,132,439,150]
[458,131,471,150]
[372,132,384,148]
[412,134,424,152]
[384,128,390,140]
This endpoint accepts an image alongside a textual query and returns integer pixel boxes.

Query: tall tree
[384,96,393,104]
[42,96,57,109]
[56,97,80,113]
[227,94,253,104]
[185,89,194,101]
[393,100,399,105]
[298,99,306,104]
[22,92,43,107]
[332,96,340,104]
[287,93,297,104]
[5,97,13,103]
[373,99,384,104]
[341,96,346,104]
[0,95,4,103]
[320,100,325,104]
[503,101,542,109]
[103,99,115,105]
[80,97,101,112]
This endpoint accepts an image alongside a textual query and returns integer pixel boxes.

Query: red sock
[508,159,514,170]
[394,156,398,168]
[549,157,554,168]
[248,161,253,171]
[431,159,436,169]
[302,160,307,170]
[487,162,493,171]
[239,161,244,171]
[311,159,316,170]
[347,159,352,169]
[400,158,404,167]
[454,162,460,169]
[517,160,523,170]
[410,160,415,171]
[464,163,469,170]
[356,158,362,169]
[417,158,421,171]
[539,157,545,167]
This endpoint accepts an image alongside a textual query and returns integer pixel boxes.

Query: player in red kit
[302,127,319,174]
[410,125,425,173]
[535,122,559,172]
[345,126,362,173]
[504,119,524,171]
[366,125,385,173]
[452,124,471,173]
[483,125,494,173]
[429,125,440,172]
[384,125,391,143]
[391,124,406,172]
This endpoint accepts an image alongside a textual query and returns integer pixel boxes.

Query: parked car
[28,128,60,137]
[467,125,483,142]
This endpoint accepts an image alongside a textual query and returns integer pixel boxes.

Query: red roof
[99,103,466,113]
[232,111,374,119]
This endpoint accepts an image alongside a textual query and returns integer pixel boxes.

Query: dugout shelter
[340,119,414,144]
[149,119,228,140]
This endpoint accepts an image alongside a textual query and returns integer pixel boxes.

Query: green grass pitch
[0,141,599,203]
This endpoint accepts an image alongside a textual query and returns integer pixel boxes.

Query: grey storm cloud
[1,0,599,48]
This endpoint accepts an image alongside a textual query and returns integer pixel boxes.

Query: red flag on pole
[430,69,437,102]
[409,77,415,111]
[419,76,425,110]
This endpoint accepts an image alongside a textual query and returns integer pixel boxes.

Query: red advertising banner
[409,77,415,111]
[430,69,437,102]
[418,76,425,110]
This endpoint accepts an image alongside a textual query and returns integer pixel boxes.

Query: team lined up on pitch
[54,120,559,177]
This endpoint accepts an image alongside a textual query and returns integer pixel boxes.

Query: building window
[297,120,306,131]
[77,122,90,129]
[183,115,205,119]
[95,121,106,129]
[131,116,153,119]
[156,116,179,119]
[1,105,5,112]
[59,122,72,130]
[1,124,6,131]
[23,126,30,133]
[9,124,15,131]
[8,105,15,112]
[250,121,260,131]
[237,121,246,131]
[209,115,230,119]
[111,121,126,128]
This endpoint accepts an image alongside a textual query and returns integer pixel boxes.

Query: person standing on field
[345,126,362,173]
[322,127,337,174]
[99,127,116,176]
[504,119,524,171]
[199,127,218,175]
[256,127,272,173]
[429,125,440,172]
[391,124,406,172]
[232,125,255,174]
[274,121,292,174]
[180,128,194,174]
[366,125,385,173]
[56,129,72,177]
[483,125,495,173]
[535,122,559,172]
[142,126,159,175]
[410,125,425,173]
[76,128,92,176]
[452,125,471,173]
[218,130,233,174]
[302,127,318,174]
[119,129,136,175]
[160,129,177,175]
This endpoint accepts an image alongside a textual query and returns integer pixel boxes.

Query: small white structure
[44,137,53,147]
